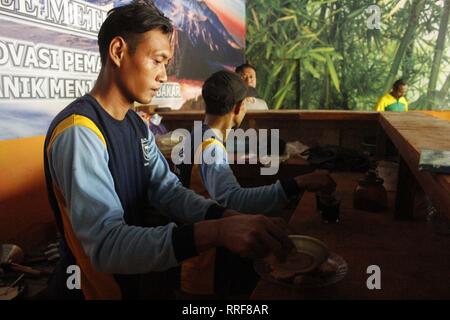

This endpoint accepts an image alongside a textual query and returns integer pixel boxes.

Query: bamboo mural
[246,0,450,110]
[427,0,450,108]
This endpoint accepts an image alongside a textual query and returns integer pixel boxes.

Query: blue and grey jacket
[44,95,224,299]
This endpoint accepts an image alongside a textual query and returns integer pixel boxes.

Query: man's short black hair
[202,70,250,116]
[393,79,407,90]
[235,63,256,74]
[97,0,173,65]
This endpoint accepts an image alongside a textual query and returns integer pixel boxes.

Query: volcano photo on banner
[0,0,246,140]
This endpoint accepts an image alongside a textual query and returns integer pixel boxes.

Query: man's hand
[216,215,295,261]
[294,170,336,193]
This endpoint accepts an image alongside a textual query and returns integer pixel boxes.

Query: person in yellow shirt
[375,79,409,112]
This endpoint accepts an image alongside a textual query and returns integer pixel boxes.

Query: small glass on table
[316,191,341,223]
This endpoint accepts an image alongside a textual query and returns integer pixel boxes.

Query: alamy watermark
[66,265,81,290]
[366,5,381,30]
[66,263,382,291]
[366,265,381,290]
[170,121,281,176]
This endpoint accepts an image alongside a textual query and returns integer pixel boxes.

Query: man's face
[394,85,407,98]
[239,67,257,88]
[118,29,173,104]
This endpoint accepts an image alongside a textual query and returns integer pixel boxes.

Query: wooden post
[394,157,417,220]
[375,126,387,160]
[297,59,302,109]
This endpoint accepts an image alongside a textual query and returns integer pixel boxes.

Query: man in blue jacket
[176,70,336,297]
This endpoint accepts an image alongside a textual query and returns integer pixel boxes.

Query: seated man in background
[175,70,336,297]
[235,63,269,110]
[235,63,257,88]
[375,79,409,112]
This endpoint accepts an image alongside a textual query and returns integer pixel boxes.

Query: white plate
[254,252,348,289]
[287,235,330,273]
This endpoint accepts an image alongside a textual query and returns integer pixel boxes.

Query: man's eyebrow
[153,51,170,59]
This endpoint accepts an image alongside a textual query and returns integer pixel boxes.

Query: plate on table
[254,235,348,288]
[284,235,330,273]
[254,253,348,289]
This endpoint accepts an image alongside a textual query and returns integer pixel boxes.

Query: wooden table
[159,110,449,219]
[251,169,450,300]
[379,112,450,219]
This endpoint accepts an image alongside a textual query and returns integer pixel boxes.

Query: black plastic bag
[301,145,370,172]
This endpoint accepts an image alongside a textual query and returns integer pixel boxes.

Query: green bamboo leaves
[326,54,340,92]
[246,0,449,110]
[246,0,343,109]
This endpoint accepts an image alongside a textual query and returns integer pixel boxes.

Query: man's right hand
[215,214,295,261]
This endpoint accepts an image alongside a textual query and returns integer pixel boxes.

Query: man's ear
[108,36,127,68]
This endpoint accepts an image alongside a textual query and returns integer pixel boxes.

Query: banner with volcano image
[0,0,246,140]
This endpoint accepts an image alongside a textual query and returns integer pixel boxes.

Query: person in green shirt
[375,79,409,112]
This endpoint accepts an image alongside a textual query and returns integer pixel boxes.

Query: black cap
[202,70,251,115]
